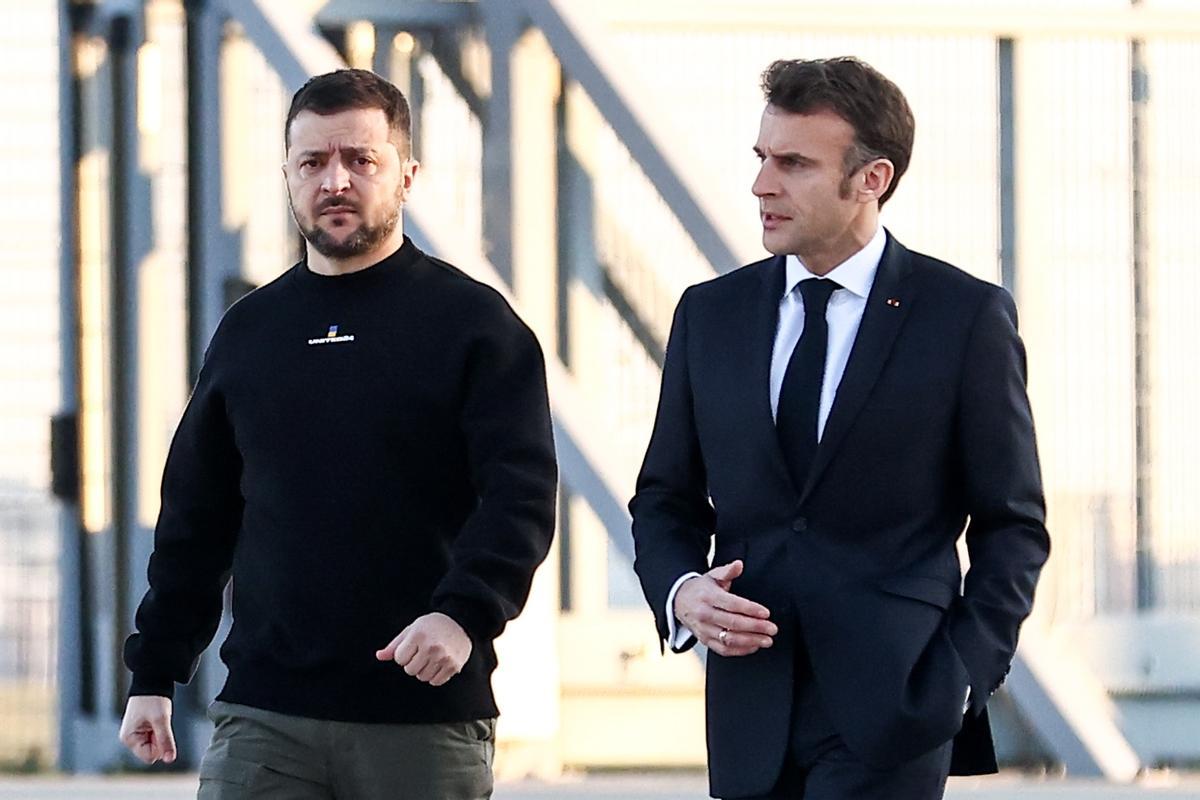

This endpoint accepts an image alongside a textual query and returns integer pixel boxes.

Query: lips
[761,212,791,229]
[318,198,358,215]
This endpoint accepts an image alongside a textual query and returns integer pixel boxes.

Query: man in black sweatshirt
[118,69,557,800]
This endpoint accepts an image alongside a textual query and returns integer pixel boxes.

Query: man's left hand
[376,612,473,686]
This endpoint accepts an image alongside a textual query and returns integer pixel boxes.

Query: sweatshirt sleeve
[430,294,558,643]
[123,340,244,698]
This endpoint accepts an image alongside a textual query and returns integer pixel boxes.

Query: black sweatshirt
[123,237,557,723]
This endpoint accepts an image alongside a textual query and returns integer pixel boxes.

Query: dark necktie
[776,278,840,491]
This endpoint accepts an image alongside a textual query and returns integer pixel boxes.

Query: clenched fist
[118,695,177,765]
[376,612,473,687]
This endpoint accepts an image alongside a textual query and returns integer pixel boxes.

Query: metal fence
[0,489,57,769]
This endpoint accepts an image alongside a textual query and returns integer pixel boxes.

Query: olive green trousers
[197,701,495,800]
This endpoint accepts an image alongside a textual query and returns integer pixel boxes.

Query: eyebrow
[754,146,817,165]
[295,146,379,159]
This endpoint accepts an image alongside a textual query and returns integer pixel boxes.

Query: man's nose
[321,160,351,193]
[751,164,775,197]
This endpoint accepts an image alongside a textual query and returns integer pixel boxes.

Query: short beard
[291,189,403,260]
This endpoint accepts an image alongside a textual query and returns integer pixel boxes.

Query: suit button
[792,517,807,532]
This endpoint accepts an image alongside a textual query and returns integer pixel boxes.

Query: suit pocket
[876,575,958,610]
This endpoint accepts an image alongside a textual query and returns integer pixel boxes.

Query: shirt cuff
[963,686,972,714]
[129,672,176,700]
[665,572,703,651]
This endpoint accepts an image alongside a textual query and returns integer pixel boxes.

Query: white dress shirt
[665,225,886,650]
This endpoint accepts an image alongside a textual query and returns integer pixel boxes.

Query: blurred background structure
[2,0,1199,786]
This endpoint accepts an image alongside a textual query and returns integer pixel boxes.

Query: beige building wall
[0,0,63,767]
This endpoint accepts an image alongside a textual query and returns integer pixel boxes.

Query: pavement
[1,773,1199,799]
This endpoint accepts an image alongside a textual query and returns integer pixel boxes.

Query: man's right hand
[118,695,177,765]
[674,560,777,657]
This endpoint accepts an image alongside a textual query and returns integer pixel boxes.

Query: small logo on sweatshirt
[308,324,356,345]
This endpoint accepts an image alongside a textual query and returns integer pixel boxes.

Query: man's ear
[858,158,895,205]
[399,158,420,202]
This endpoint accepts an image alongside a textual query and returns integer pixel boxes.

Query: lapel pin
[886,298,901,308]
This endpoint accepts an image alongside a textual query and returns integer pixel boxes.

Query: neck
[797,211,879,276]
[305,224,406,276]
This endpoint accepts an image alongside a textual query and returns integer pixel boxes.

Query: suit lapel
[798,234,915,503]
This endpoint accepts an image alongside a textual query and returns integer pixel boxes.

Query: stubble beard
[291,187,403,260]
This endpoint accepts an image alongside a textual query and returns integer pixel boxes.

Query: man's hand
[118,695,177,765]
[376,612,473,686]
[674,560,776,657]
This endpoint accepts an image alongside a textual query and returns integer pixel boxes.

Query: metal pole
[108,7,152,716]
[480,0,522,286]
[185,0,237,381]
[997,37,1017,298]
[55,0,86,770]
[1129,2,1155,612]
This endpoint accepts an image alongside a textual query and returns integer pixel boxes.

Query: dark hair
[760,57,914,206]
[285,69,412,156]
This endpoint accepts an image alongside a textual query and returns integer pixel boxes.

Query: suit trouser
[196,701,495,800]
[741,656,953,800]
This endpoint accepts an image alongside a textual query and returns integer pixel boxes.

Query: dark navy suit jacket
[629,234,1049,799]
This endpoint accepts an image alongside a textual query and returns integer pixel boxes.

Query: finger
[428,664,460,687]
[123,723,157,763]
[706,626,773,652]
[711,590,772,620]
[715,644,763,657]
[150,717,177,764]
[131,734,158,765]
[403,648,432,677]
[705,635,761,658]
[706,559,744,584]
[392,635,420,668]
[705,630,766,657]
[706,608,778,637]
[375,627,409,661]
[415,659,442,683]
[685,590,772,628]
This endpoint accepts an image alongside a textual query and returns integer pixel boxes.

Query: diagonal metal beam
[516,0,738,274]
[424,30,485,120]
[216,0,345,90]
[1006,627,1141,780]
[316,0,477,29]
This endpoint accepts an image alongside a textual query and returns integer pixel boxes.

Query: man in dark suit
[630,57,1049,799]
